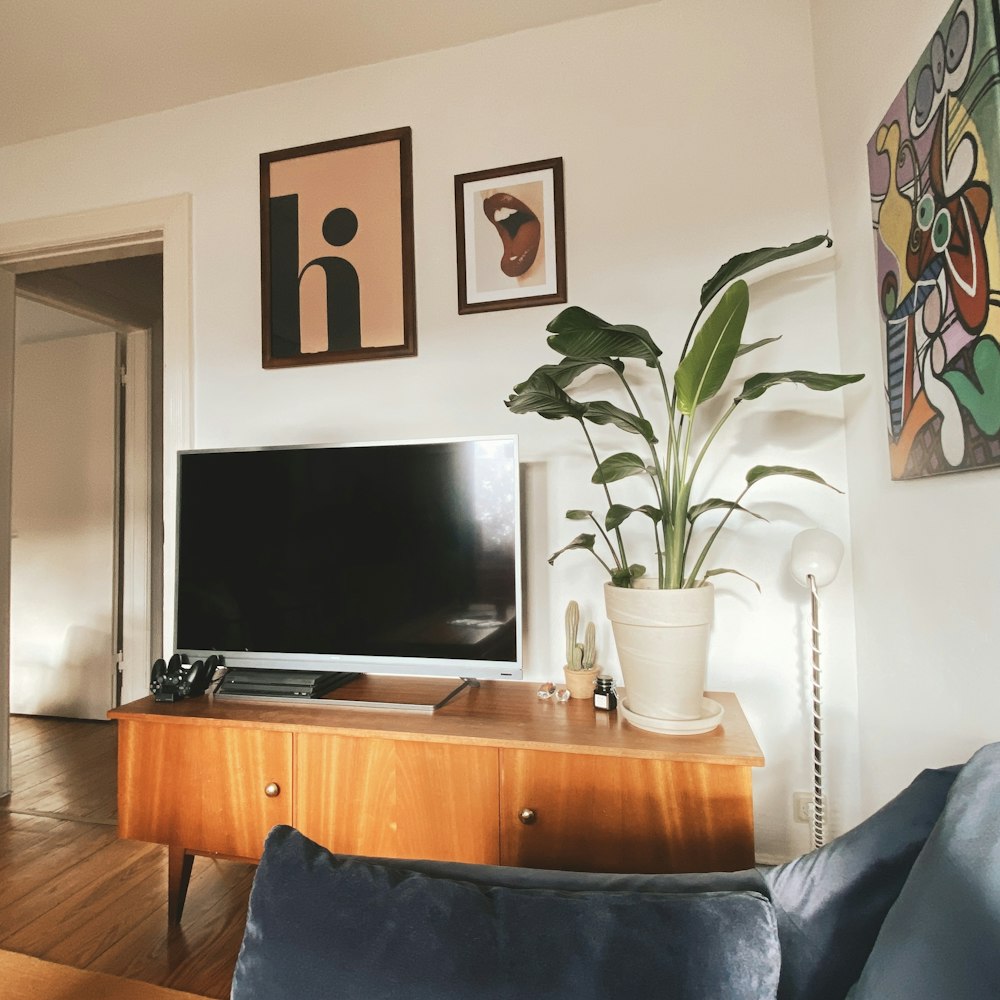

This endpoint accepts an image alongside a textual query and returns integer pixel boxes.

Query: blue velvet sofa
[230,743,1000,999]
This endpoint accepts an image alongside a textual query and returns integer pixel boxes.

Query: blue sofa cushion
[231,825,781,1000]
[848,742,1000,999]
[364,852,769,896]
[761,762,958,1000]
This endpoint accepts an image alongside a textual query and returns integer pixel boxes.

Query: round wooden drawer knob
[264,782,281,798]
[518,807,537,825]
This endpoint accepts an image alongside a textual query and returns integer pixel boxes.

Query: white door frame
[0,269,14,796]
[120,327,154,705]
[0,196,193,784]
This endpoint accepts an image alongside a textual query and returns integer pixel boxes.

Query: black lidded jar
[594,674,617,711]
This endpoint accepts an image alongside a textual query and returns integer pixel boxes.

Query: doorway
[0,194,194,797]
[10,254,163,720]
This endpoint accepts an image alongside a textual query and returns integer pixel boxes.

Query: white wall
[810,0,1000,813]
[0,1,861,859]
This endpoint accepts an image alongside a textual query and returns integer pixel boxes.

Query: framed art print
[260,127,416,368]
[867,0,1000,478]
[454,157,566,314]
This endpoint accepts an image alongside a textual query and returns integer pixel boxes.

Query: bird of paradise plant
[505,234,863,590]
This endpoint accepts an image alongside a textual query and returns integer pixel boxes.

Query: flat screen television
[174,436,521,680]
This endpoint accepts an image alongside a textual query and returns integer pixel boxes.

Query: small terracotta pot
[563,664,599,699]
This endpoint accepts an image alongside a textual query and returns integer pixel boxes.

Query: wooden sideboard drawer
[117,719,292,858]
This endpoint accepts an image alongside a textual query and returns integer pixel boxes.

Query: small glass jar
[594,674,617,712]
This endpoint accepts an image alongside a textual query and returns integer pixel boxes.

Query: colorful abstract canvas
[868,0,1000,478]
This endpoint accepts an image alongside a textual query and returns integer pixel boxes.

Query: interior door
[9,329,118,719]
[0,267,14,796]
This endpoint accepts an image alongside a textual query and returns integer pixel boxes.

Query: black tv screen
[174,436,521,679]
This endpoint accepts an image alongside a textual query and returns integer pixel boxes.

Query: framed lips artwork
[454,157,566,314]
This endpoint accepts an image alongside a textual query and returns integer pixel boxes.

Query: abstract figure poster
[868,0,1000,478]
[260,128,416,368]
[454,158,566,314]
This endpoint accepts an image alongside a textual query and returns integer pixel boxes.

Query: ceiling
[2,0,647,147]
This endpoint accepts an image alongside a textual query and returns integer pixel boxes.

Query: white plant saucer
[620,696,724,735]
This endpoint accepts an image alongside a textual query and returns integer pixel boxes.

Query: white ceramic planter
[604,580,714,721]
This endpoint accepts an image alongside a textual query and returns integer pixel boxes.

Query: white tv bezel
[173,434,523,683]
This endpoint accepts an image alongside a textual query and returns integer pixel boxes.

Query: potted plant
[563,599,599,698]
[505,234,863,732]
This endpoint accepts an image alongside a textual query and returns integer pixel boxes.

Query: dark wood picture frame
[260,127,416,368]
[454,157,566,314]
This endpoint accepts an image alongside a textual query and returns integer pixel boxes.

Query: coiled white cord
[808,574,825,850]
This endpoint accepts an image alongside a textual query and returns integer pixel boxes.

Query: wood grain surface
[117,719,292,857]
[296,733,500,863]
[1,716,250,999]
[500,748,755,872]
[0,948,211,999]
[110,681,764,766]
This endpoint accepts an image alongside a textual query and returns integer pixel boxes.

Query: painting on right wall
[868,0,1000,479]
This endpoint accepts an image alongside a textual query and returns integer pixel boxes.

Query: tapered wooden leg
[168,845,194,926]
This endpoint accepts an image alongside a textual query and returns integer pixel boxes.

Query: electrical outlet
[793,792,813,823]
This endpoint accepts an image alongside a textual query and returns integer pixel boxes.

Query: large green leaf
[605,504,633,531]
[591,452,651,484]
[736,370,864,402]
[735,336,782,358]
[513,357,624,393]
[583,401,657,441]
[505,373,586,421]
[675,281,749,415]
[606,503,663,530]
[548,328,661,368]
[687,498,767,524]
[546,305,612,336]
[611,563,647,587]
[745,465,843,493]
[547,533,596,565]
[703,567,761,592]
[700,233,832,308]
[546,307,662,368]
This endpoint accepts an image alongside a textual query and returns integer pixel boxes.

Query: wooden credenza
[109,679,763,923]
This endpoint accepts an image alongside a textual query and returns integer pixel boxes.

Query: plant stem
[612,367,669,586]
[678,400,741,586]
[653,359,680,587]
[687,400,739,490]
[613,369,667,515]
[579,420,629,570]
[588,548,617,577]
[685,482,751,586]
[588,513,623,570]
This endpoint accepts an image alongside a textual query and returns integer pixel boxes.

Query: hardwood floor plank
[0,822,120,904]
[0,837,160,944]
[87,857,254,999]
[0,811,118,881]
[1,716,253,998]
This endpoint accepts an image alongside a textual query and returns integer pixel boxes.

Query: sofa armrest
[760,762,958,1000]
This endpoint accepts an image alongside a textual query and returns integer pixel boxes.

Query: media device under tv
[174,436,522,706]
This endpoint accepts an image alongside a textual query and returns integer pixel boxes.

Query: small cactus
[565,600,580,667]
[582,621,596,670]
[564,600,597,671]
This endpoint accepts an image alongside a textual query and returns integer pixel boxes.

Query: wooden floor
[0,715,253,998]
